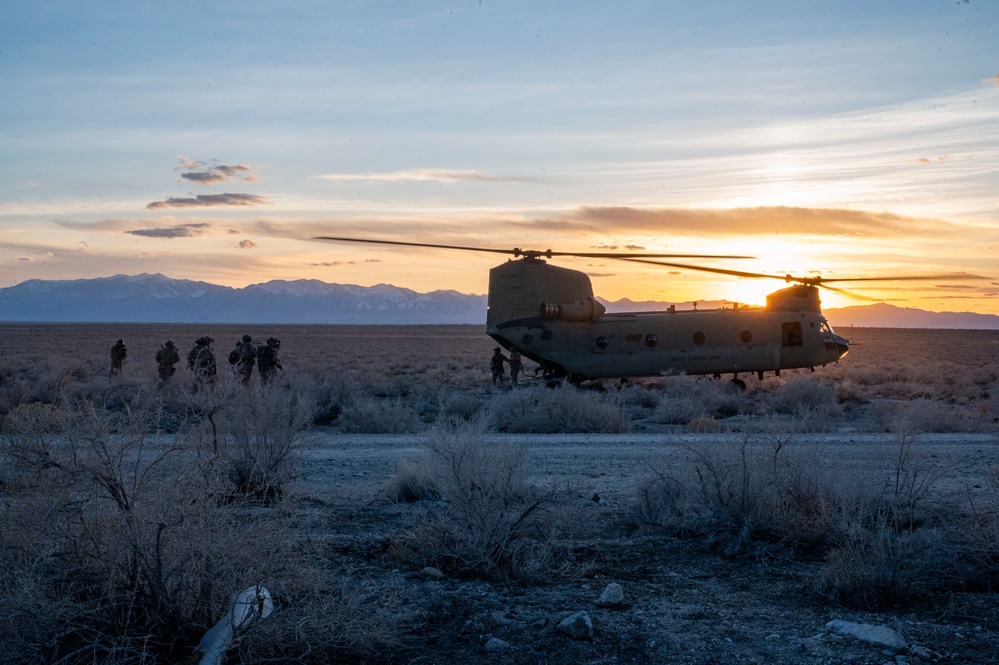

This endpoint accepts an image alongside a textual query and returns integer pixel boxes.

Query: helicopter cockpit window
[693,331,706,346]
[739,330,752,344]
[819,320,834,338]
[595,336,609,350]
[781,322,803,347]
[645,334,658,347]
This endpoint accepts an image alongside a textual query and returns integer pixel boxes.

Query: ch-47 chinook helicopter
[316,236,986,388]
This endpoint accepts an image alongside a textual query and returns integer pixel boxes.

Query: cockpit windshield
[819,320,834,339]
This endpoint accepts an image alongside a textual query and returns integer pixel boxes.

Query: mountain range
[1,273,997,329]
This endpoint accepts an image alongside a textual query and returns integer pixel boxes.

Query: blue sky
[2,1,997,312]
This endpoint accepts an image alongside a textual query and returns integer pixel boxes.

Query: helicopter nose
[833,334,850,358]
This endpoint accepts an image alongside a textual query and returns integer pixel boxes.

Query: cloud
[145,193,270,209]
[305,260,359,267]
[528,206,949,238]
[316,169,524,184]
[15,257,33,262]
[985,74,999,86]
[55,218,137,232]
[177,158,259,186]
[237,239,257,249]
[127,223,212,239]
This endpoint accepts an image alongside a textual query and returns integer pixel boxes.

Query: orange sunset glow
[1,3,996,316]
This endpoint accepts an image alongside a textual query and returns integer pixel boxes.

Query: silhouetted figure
[228,334,257,385]
[490,347,508,385]
[187,336,217,392]
[509,349,523,385]
[109,339,127,377]
[257,337,283,385]
[155,339,181,382]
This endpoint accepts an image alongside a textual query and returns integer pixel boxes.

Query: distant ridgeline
[0,274,487,324]
[1,274,997,328]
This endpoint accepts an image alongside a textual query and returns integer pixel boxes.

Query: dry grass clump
[631,426,990,607]
[0,394,297,663]
[0,380,411,663]
[487,384,630,433]
[649,376,742,426]
[338,396,422,433]
[633,434,851,557]
[388,416,579,581]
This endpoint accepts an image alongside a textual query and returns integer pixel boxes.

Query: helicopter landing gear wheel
[730,378,747,391]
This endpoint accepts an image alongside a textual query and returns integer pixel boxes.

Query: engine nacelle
[539,297,607,322]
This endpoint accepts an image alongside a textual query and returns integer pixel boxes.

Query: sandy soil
[291,431,999,664]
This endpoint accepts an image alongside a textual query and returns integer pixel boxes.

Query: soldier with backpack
[187,336,217,392]
[109,338,127,377]
[228,334,257,385]
[490,347,508,385]
[257,337,283,385]
[155,339,181,382]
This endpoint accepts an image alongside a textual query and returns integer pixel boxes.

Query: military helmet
[195,336,208,346]
[241,334,252,343]
[267,337,280,348]
[165,339,175,348]
[116,339,124,345]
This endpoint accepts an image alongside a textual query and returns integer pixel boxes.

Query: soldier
[490,347,508,385]
[257,337,283,385]
[509,349,523,386]
[109,338,127,377]
[228,334,257,385]
[187,336,217,392]
[155,339,181,382]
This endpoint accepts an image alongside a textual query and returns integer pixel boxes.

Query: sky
[1,0,998,313]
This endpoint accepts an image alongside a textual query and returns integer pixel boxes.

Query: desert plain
[3,323,999,664]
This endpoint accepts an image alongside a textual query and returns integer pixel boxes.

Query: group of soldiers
[109,334,283,389]
[490,347,525,385]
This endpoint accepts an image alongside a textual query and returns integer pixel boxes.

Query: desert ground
[3,324,999,664]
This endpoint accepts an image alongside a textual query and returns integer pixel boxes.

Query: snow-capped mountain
[0,274,487,324]
[2,274,997,328]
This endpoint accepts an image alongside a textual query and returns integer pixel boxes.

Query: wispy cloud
[55,218,137,232]
[237,239,257,249]
[316,169,524,184]
[176,158,259,186]
[145,193,270,209]
[127,223,212,239]
[528,206,953,238]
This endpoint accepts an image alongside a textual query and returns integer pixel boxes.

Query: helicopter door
[781,322,803,347]
[779,321,804,368]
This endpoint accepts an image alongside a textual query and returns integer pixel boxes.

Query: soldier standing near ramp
[155,339,181,383]
[257,337,283,385]
[109,339,127,377]
[508,349,523,385]
[490,347,508,385]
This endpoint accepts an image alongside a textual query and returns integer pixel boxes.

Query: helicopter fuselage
[486,257,849,382]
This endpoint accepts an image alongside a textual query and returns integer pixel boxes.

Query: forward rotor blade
[313,236,514,255]
[313,236,753,260]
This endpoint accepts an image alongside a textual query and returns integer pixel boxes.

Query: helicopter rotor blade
[623,258,990,288]
[801,273,991,285]
[313,236,754,260]
[621,258,777,280]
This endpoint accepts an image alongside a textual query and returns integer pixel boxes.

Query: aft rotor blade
[624,259,990,286]
[807,273,991,284]
[314,236,754,260]
[621,258,777,279]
